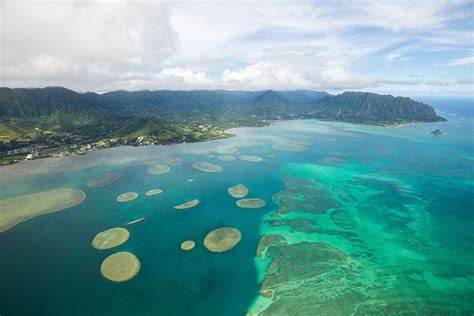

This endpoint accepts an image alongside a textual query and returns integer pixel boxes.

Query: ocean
[0,97,473,315]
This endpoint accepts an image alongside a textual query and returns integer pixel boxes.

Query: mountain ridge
[0,87,446,164]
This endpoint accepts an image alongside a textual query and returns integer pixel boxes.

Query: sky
[0,0,473,95]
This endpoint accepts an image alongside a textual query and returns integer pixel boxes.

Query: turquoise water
[0,97,473,315]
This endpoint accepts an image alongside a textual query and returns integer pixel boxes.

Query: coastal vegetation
[0,87,445,164]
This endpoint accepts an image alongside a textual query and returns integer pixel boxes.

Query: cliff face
[309,92,445,124]
[0,88,446,127]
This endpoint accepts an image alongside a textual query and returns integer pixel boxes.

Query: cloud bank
[0,0,472,95]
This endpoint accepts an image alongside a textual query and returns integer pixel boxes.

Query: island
[0,87,446,164]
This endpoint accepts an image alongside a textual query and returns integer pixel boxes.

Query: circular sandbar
[174,199,200,210]
[203,227,242,253]
[180,240,196,251]
[92,227,130,250]
[213,146,238,155]
[116,192,138,203]
[87,172,122,188]
[236,198,266,209]
[145,189,163,196]
[0,188,86,233]
[228,184,249,199]
[147,164,171,175]
[238,155,263,162]
[217,155,236,161]
[193,162,223,173]
[160,157,182,166]
[100,251,141,282]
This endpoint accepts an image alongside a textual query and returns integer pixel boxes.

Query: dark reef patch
[256,234,287,258]
[272,176,340,215]
[330,209,357,230]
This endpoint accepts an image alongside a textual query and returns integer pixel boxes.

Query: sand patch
[100,251,141,282]
[159,157,182,166]
[0,188,86,233]
[145,157,183,166]
[193,162,223,173]
[228,184,249,198]
[145,189,163,196]
[180,240,196,251]
[217,155,236,161]
[236,198,266,209]
[116,192,138,203]
[174,199,200,210]
[213,146,238,155]
[92,227,130,250]
[126,217,145,225]
[147,164,171,175]
[238,155,263,162]
[87,172,122,188]
[203,227,242,253]
[272,143,306,152]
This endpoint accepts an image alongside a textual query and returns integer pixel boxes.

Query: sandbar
[126,217,145,225]
[116,192,138,202]
[238,155,263,162]
[92,227,130,250]
[100,251,141,282]
[145,189,163,196]
[180,240,196,251]
[174,199,200,210]
[203,227,242,253]
[192,162,223,173]
[160,157,182,166]
[147,164,171,175]
[228,184,249,198]
[217,155,236,161]
[236,198,266,209]
[0,188,86,233]
[87,172,122,188]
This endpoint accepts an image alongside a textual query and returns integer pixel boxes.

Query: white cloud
[0,0,472,95]
[221,61,312,90]
[386,53,401,62]
[0,0,177,88]
[447,56,474,66]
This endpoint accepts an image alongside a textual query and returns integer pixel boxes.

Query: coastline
[0,117,446,167]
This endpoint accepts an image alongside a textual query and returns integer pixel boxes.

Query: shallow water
[0,97,473,315]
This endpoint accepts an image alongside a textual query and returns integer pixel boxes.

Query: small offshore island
[0,88,445,165]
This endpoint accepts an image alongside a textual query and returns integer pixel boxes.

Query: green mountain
[308,92,445,124]
[0,87,445,163]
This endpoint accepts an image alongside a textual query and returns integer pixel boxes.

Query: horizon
[1,1,473,96]
[1,85,474,100]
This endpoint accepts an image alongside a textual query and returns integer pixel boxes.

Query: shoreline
[0,117,445,167]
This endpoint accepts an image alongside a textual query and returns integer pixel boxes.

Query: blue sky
[1,0,473,95]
